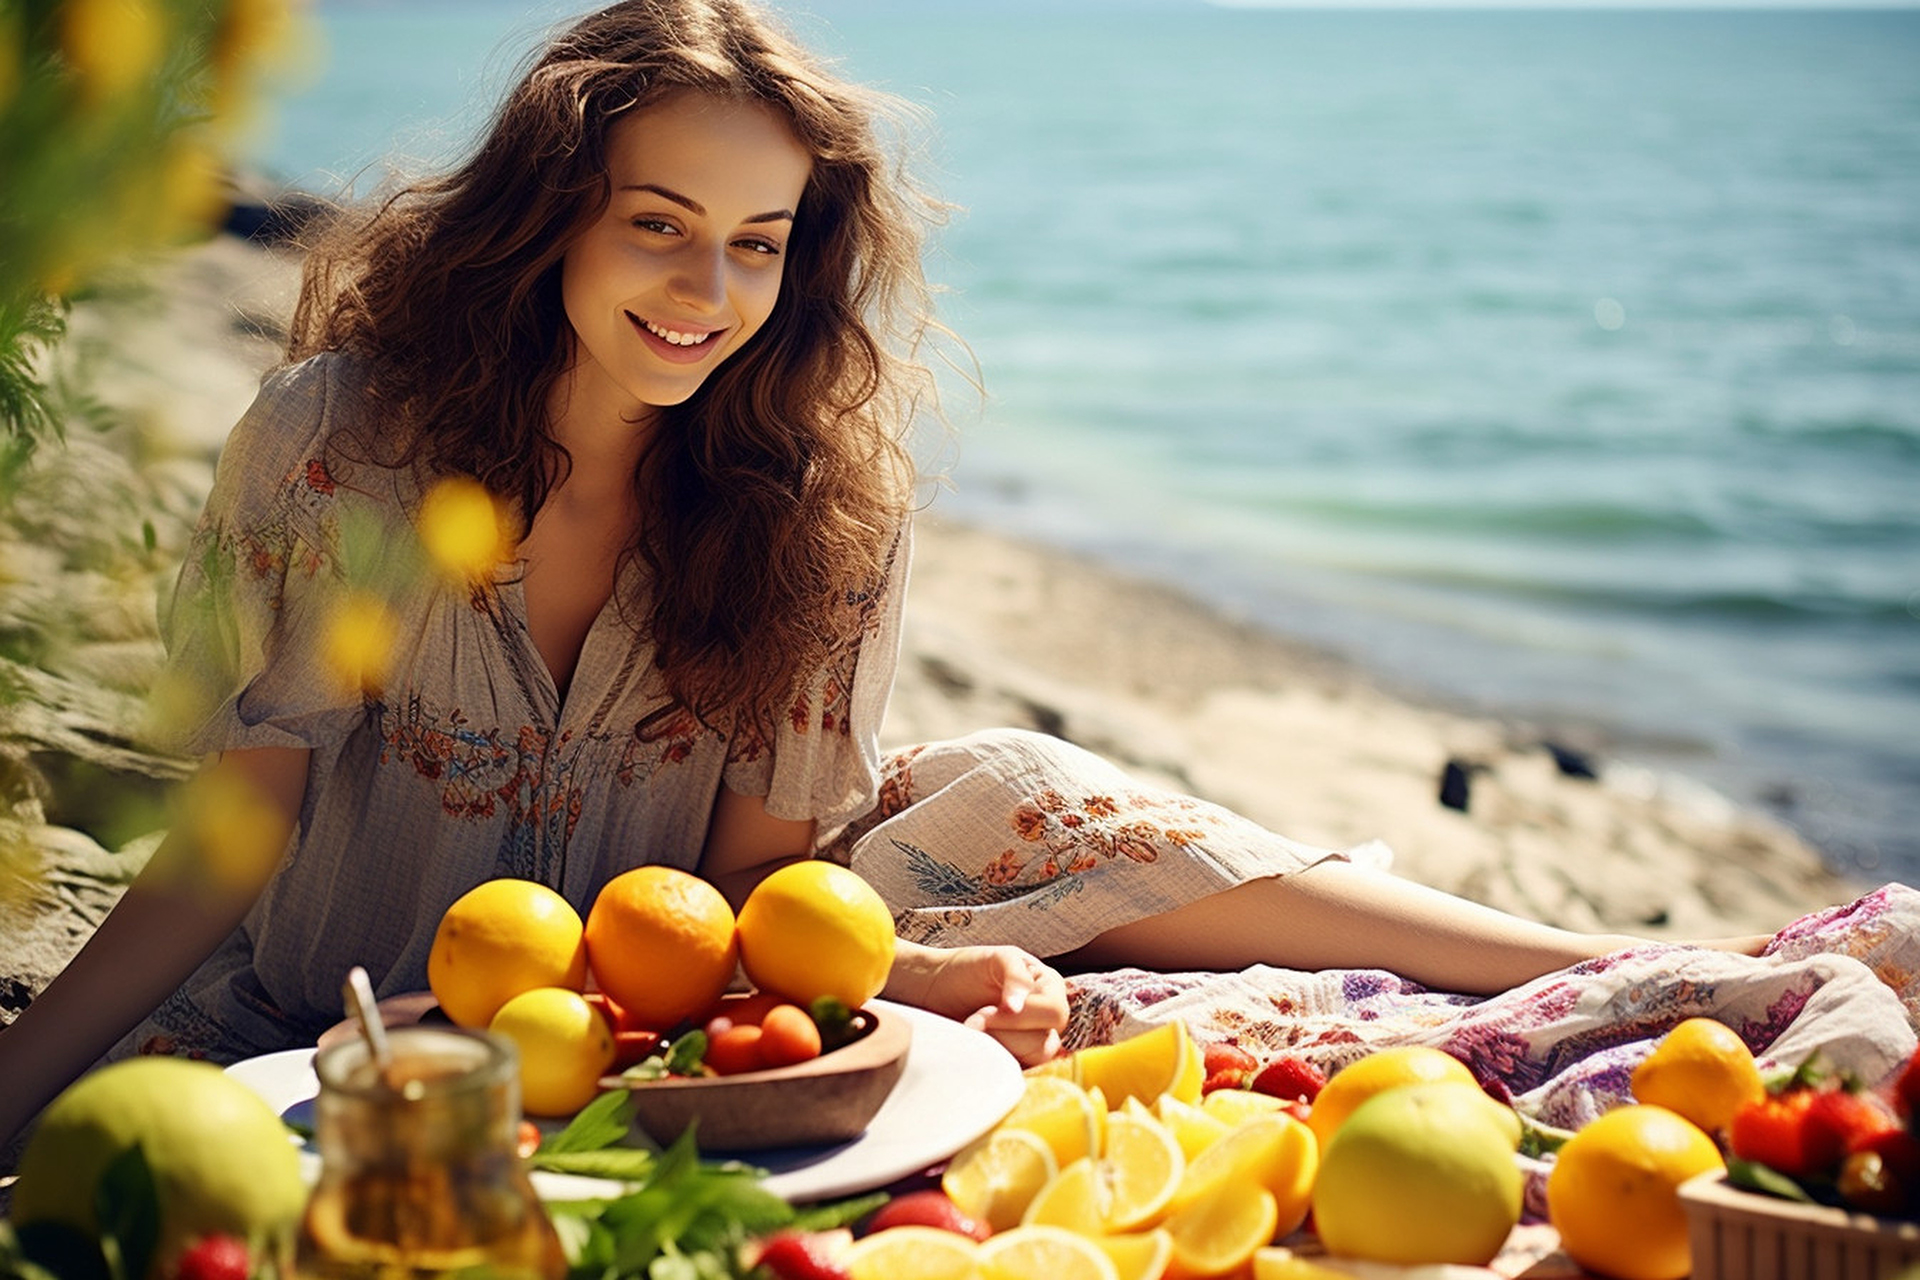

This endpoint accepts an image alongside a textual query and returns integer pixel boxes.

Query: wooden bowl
[606,1001,913,1152]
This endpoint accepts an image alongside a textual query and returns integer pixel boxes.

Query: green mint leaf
[533,1148,661,1182]
[790,1191,888,1232]
[93,1144,159,1280]
[546,1090,637,1154]
[664,1031,709,1077]
[1726,1156,1817,1203]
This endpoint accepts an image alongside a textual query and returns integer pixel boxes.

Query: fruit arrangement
[426,861,897,1116]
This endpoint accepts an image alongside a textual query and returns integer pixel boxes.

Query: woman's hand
[884,940,1068,1067]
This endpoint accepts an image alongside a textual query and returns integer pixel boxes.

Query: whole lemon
[427,878,589,1029]
[1630,1017,1764,1136]
[1307,1045,1479,1149]
[1547,1104,1725,1280]
[1311,1081,1524,1266]
[737,861,895,1009]
[12,1058,305,1276]
[488,986,617,1118]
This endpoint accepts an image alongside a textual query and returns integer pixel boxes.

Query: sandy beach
[0,228,1862,1051]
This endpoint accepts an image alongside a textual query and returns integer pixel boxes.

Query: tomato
[863,1190,991,1241]
[759,1004,824,1068]
[706,1024,767,1076]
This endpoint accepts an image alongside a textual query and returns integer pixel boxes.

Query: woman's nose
[666,244,726,312]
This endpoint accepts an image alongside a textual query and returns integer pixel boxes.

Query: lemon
[1098,1229,1172,1280]
[942,1127,1058,1233]
[1164,1178,1280,1279]
[1062,1021,1202,1110]
[428,878,588,1029]
[1310,1082,1523,1267]
[1199,1087,1287,1127]
[737,861,896,1009]
[488,987,616,1118]
[1021,1157,1107,1235]
[1177,1111,1318,1237]
[1547,1104,1725,1280]
[1630,1017,1764,1137]
[1002,1074,1107,1167]
[844,1224,980,1280]
[978,1224,1119,1280]
[1099,1104,1186,1231]
[1307,1046,1477,1149]
[1156,1094,1231,1160]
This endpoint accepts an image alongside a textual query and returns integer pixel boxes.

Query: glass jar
[295,1025,566,1280]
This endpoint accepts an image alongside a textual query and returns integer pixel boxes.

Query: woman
[0,0,1764,1148]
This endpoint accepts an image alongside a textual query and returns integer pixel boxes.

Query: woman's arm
[697,785,1067,1066]
[0,746,309,1147]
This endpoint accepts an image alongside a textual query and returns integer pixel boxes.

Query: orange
[1306,1046,1477,1149]
[1547,1104,1725,1280]
[736,861,895,1009]
[488,986,615,1118]
[585,866,738,1029]
[427,878,588,1028]
[1630,1017,1765,1136]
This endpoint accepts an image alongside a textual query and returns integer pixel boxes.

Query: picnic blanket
[1061,881,1920,1215]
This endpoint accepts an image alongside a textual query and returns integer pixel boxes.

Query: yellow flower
[418,476,509,582]
[321,592,397,697]
[157,133,233,240]
[180,769,292,892]
[59,0,166,102]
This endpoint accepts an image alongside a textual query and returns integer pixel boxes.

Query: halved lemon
[977,1224,1118,1280]
[942,1126,1058,1233]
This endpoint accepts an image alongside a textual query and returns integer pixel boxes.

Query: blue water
[255,2,1920,885]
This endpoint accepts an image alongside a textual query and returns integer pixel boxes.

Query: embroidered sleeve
[152,355,373,756]
[722,521,910,834]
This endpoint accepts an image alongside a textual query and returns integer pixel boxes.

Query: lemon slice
[977,1224,1119,1280]
[1178,1112,1318,1235]
[844,1225,980,1280]
[1157,1094,1231,1160]
[1200,1087,1287,1127]
[1001,1073,1106,1167]
[1098,1229,1173,1280]
[1099,1105,1185,1231]
[1065,1022,1199,1109]
[942,1127,1058,1233]
[1165,1180,1280,1279]
[1022,1157,1106,1235]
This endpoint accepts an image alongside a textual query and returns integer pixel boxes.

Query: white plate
[225,998,1023,1204]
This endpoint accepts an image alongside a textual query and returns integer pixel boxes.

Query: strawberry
[1805,1087,1900,1169]
[1893,1045,1920,1122]
[750,1230,853,1280]
[173,1235,251,1280]
[863,1190,990,1241]
[1249,1055,1328,1106]
[1202,1042,1258,1083]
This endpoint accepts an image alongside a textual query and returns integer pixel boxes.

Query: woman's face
[559,91,813,421]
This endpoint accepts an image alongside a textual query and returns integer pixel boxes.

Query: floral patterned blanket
[1062,882,1920,1214]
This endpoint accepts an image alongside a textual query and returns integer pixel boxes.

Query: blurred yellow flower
[59,0,166,102]
[181,768,290,891]
[418,476,509,582]
[157,133,232,240]
[321,592,397,698]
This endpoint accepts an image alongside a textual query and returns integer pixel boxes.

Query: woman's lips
[627,311,723,365]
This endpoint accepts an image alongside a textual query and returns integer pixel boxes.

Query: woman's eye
[631,217,679,235]
[736,238,782,257]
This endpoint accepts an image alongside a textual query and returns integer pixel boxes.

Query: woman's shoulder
[212,350,403,522]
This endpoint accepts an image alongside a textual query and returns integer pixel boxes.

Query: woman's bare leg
[1062,860,1770,995]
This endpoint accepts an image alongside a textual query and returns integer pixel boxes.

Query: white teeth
[643,320,712,347]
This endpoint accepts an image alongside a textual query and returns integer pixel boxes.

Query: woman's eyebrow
[620,182,794,224]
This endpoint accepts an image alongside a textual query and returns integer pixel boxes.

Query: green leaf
[93,1144,160,1280]
[789,1192,888,1233]
[1727,1156,1818,1203]
[545,1090,638,1155]
[664,1031,709,1078]
[533,1148,661,1182]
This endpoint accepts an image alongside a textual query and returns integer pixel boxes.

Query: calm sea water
[259,2,1920,885]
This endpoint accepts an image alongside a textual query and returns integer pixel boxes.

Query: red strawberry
[1893,1046,1920,1122]
[1203,1042,1258,1079]
[863,1190,990,1241]
[1807,1088,1900,1162]
[173,1235,251,1280]
[1249,1055,1328,1105]
[1201,1069,1248,1095]
[750,1230,853,1280]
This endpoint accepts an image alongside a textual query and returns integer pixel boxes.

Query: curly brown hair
[287,0,941,736]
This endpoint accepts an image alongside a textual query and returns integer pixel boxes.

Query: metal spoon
[343,964,393,1077]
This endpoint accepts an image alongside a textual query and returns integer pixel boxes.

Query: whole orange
[427,878,588,1029]
[1547,1104,1725,1280]
[1629,1017,1765,1136]
[736,860,895,1009]
[584,866,738,1030]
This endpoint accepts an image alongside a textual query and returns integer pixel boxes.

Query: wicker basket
[1680,1172,1920,1280]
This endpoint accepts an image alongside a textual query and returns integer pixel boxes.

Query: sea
[252,1,1920,888]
